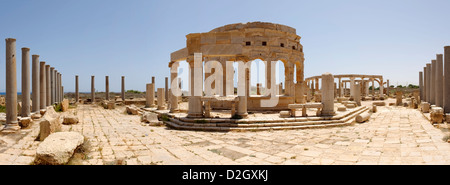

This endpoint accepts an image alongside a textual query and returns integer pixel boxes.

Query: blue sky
[1,0,450,92]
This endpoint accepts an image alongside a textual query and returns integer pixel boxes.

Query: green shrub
[0,105,5,113]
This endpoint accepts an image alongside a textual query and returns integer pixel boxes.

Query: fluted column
[426,63,431,103]
[50,67,54,104]
[32,55,40,113]
[55,71,58,103]
[4,38,20,131]
[431,59,436,105]
[21,47,31,117]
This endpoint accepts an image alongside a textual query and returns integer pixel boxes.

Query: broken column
[4,38,20,131]
[436,54,443,107]
[170,62,179,112]
[187,54,204,118]
[157,88,165,110]
[32,55,40,113]
[445,46,450,113]
[396,91,403,106]
[39,61,46,110]
[105,76,109,100]
[21,47,31,117]
[91,76,95,103]
[321,73,335,116]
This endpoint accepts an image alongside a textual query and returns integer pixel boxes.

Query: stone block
[60,99,69,112]
[63,116,79,125]
[126,105,139,115]
[337,106,347,111]
[39,107,62,141]
[31,113,41,120]
[421,102,430,113]
[430,107,444,124]
[279,111,291,118]
[19,117,32,128]
[35,132,84,165]
[372,101,386,106]
[141,112,161,125]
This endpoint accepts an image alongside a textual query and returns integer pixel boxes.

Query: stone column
[355,83,362,106]
[170,62,179,112]
[165,77,168,102]
[187,54,204,118]
[50,67,54,104]
[338,78,342,97]
[39,61,46,110]
[387,79,390,97]
[21,48,31,117]
[157,88,165,110]
[4,38,20,131]
[75,75,79,103]
[146,83,154,107]
[350,77,355,98]
[396,91,403,106]
[121,76,125,101]
[424,66,428,102]
[321,73,335,116]
[58,72,62,102]
[32,55,40,113]
[91,76,95,103]
[61,86,64,100]
[152,76,155,84]
[256,83,261,95]
[426,63,432,103]
[436,54,443,107]
[371,78,375,96]
[105,76,109,100]
[45,65,50,106]
[379,78,384,96]
[444,46,450,113]
[419,72,423,102]
[55,71,58,103]
[431,59,436,105]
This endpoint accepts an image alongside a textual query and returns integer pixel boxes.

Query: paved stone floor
[1,101,449,165]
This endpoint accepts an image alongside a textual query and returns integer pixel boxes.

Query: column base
[321,111,336,117]
[2,123,21,133]
[186,113,204,118]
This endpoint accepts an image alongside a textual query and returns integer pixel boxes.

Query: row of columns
[419,46,450,113]
[306,76,386,98]
[4,38,63,132]
[76,75,126,103]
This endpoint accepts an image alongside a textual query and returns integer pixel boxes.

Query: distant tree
[397,85,403,88]
[126,90,142,94]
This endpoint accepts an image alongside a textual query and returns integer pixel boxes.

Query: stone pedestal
[4,38,20,132]
[21,47,31,117]
[32,55,40,113]
[321,73,335,116]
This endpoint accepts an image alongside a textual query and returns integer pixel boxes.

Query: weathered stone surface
[35,132,84,165]
[0,96,5,106]
[372,101,386,106]
[63,116,79,125]
[279,111,291,118]
[19,117,32,128]
[141,112,162,125]
[60,99,69,112]
[430,107,444,124]
[0,113,6,124]
[421,102,430,113]
[39,107,62,141]
[396,91,403,106]
[356,112,371,123]
[126,105,139,115]
[372,105,377,113]
[102,100,115,109]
